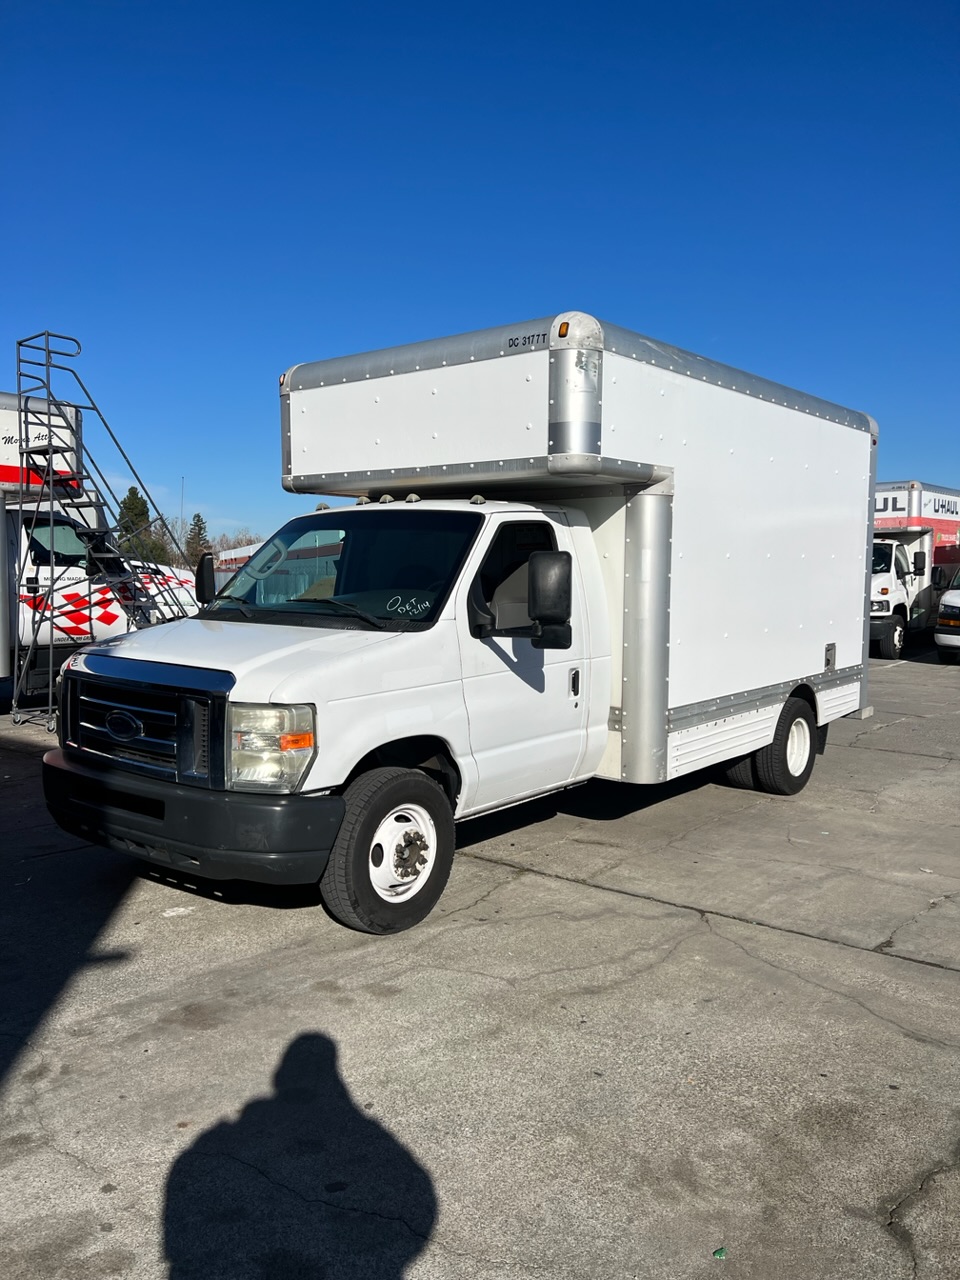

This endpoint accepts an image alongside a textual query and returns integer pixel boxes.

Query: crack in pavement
[874,894,958,956]
[701,917,960,1052]
[460,850,960,978]
[878,1132,960,1278]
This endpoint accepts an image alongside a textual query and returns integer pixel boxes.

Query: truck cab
[869,530,942,658]
[2,502,197,708]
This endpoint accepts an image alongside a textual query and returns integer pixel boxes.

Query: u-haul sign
[0,395,82,495]
[875,481,960,564]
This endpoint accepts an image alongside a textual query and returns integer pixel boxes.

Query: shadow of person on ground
[164,1033,437,1279]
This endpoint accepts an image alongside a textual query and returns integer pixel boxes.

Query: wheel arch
[345,735,461,808]
[790,683,828,753]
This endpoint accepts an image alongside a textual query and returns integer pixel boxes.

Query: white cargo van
[934,566,960,664]
[43,313,875,933]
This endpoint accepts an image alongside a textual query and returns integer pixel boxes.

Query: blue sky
[3,0,958,539]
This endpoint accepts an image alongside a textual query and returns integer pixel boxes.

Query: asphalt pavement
[1,642,958,1279]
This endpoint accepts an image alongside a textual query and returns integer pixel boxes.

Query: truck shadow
[456,773,709,849]
[870,636,944,666]
[0,728,138,1086]
[163,1032,437,1280]
[138,774,714,912]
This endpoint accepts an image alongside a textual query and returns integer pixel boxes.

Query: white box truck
[43,312,875,933]
[870,480,960,658]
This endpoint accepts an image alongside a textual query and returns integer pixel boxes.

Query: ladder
[12,332,193,729]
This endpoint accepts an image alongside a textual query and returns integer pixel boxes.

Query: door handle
[570,669,580,697]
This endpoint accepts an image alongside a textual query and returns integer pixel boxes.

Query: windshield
[872,544,892,574]
[204,508,483,629]
[28,517,89,568]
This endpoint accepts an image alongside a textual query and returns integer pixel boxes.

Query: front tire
[320,767,455,934]
[938,648,960,665]
[879,615,906,659]
[754,696,818,796]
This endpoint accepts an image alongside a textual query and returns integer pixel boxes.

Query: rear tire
[879,615,906,659]
[754,696,818,796]
[723,754,758,789]
[320,767,455,934]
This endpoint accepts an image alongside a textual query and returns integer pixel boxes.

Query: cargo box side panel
[602,356,871,709]
[285,353,550,490]
[0,396,81,495]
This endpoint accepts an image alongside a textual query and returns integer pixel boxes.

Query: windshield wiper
[309,598,388,629]
[211,592,255,618]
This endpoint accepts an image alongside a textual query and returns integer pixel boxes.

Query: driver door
[456,515,588,813]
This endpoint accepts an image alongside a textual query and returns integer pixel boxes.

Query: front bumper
[42,748,344,884]
[934,626,960,650]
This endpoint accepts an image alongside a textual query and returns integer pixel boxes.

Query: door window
[474,521,556,632]
[894,545,910,581]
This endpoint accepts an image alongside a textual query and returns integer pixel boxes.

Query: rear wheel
[320,767,455,934]
[723,754,758,789]
[753,696,818,796]
[879,615,906,659]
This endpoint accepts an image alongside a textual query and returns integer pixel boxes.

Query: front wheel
[879,615,906,659]
[320,767,455,934]
[937,647,960,665]
[753,696,818,796]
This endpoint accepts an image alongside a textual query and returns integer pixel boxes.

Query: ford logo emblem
[105,710,143,742]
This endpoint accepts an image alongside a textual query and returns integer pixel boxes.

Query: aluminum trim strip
[549,347,603,457]
[284,455,664,497]
[667,664,865,732]
[282,317,559,391]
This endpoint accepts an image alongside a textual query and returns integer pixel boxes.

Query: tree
[212,526,264,555]
[185,512,211,566]
[116,485,171,564]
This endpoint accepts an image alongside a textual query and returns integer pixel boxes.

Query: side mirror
[196,552,216,605]
[932,566,946,589]
[528,551,572,650]
[913,550,927,575]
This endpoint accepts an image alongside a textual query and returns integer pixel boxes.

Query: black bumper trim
[43,748,344,885]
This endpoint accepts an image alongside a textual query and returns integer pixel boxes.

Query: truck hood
[83,616,403,703]
[870,571,894,600]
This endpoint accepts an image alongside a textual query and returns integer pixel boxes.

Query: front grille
[62,672,225,788]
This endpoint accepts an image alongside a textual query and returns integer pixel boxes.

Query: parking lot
[1,644,959,1280]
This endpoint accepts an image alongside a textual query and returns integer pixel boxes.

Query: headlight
[871,600,891,613]
[227,703,316,792]
[939,605,960,620]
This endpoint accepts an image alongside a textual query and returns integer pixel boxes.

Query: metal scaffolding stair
[11,331,193,728]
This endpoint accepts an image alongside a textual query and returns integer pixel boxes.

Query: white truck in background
[871,480,960,658]
[43,312,875,935]
[0,392,197,709]
[933,565,960,665]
